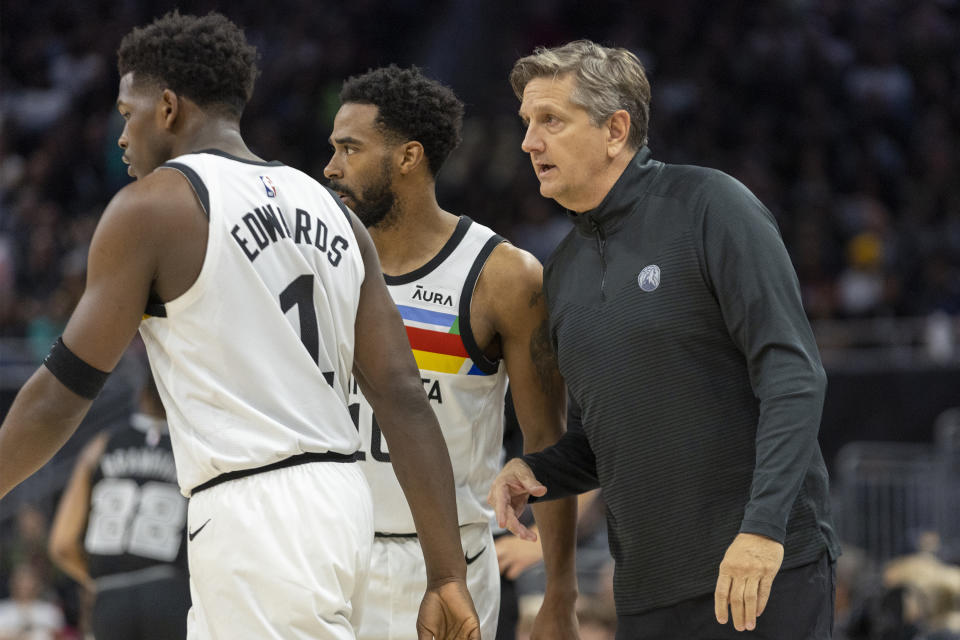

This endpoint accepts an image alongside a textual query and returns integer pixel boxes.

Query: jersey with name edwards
[139,151,365,495]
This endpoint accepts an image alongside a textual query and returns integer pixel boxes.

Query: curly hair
[117,11,258,117]
[340,65,464,177]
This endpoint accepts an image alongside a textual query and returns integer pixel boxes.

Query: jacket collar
[567,146,659,235]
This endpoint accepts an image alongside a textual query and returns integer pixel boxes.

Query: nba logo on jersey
[260,175,278,197]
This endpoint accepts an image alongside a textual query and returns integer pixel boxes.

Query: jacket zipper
[591,218,607,299]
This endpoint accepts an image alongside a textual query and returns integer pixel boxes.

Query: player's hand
[495,532,543,580]
[486,458,545,542]
[417,579,481,640]
[530,592,580,640]
[714,532,784,631]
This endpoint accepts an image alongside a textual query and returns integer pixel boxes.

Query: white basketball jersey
[139,150,365,495]
[350,217,509,532]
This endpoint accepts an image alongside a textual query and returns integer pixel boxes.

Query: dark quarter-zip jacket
[523,147,841,615]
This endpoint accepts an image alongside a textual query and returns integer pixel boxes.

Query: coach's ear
[605,109,631,159]
[396,141,426,176]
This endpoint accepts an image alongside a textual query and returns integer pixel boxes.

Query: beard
[328,157,397,229]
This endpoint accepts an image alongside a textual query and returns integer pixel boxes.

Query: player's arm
[0,174,182,499]
[49,432,109,590]
[496,489,600,576]
[347,212,479,639]
[476,244,579,638]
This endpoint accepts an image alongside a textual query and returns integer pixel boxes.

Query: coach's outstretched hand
[417,579,481,640]
[486,458,547,542]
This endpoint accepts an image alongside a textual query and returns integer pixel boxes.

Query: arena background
[1,0,958,637]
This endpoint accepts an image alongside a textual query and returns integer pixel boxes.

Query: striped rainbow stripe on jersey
[397,304,491,376]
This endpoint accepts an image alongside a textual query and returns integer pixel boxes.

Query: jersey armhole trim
[194,148,284,167]
[457,234,506,375]
[148,161,207,317]
[161,162,210,218]
[144,290,167,318]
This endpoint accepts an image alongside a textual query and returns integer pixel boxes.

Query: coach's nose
[521,122,544,154]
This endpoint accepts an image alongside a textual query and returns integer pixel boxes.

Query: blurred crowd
[835,534,960,640]
[0,505,74,639]
[2,0,960,351]
[2,0,960,637]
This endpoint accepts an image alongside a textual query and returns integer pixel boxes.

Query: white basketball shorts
[185,460,374,639]
[356,521,499,640]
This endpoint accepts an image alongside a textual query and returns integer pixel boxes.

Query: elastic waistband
[375,531,419,539]
[375,522,484,539]
[95,565,183,592]
[190,451,359,496]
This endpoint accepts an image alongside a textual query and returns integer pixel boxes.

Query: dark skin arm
[496,489,599,576]
[474,244,579,640]
[0,170,195,499]
[48,432,109,591]
[348,212,480,640]
[0,163,479,638]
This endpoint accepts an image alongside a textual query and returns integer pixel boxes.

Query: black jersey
[85,414,187,579]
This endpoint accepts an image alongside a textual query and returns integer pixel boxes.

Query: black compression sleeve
[42,337,110,400]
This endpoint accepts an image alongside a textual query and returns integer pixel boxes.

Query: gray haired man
[488,40,840,639]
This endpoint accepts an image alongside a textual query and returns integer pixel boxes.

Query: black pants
[92,575,191,640]
[616,553,835,640]
[496,573,519,640]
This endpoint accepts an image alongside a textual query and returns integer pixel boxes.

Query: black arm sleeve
[522,394,600,501]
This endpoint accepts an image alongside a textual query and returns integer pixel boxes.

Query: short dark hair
[340,65,464,177]
[117,11,258,117]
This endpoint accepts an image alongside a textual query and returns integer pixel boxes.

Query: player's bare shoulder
[99,167,209,301]
[99,168,204,242]
[472,241,545,334]
[474,241,560,398]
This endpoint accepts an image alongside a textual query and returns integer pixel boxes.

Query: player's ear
[397,141,425,175]
[158,89,180,131]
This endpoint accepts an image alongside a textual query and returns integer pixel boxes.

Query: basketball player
[49,369,191,640]
[0,12,479,639]
[324,66,579,640]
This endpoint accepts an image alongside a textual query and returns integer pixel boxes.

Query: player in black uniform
[49,370,190,640]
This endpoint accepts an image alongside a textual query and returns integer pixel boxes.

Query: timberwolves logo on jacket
[638,264,661,292]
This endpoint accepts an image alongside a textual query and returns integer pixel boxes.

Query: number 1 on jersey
[279,274,319,364]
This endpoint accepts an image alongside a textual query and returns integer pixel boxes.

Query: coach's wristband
[42,336,110,399]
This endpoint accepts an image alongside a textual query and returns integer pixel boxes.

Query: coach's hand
[714,533,784,632]
[486,458,546,542]
[417,579,481,640]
